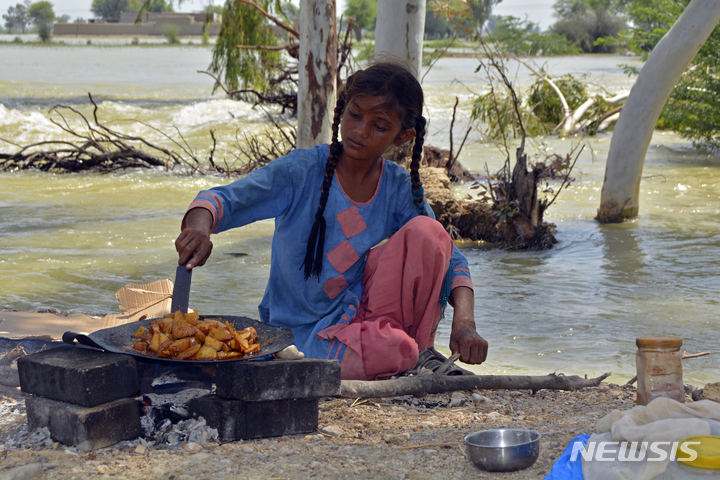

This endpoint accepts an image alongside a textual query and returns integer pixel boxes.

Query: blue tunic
[186,145,472,358]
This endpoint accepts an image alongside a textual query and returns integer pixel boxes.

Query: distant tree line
[90,0,174,21]
[2,0,56,41]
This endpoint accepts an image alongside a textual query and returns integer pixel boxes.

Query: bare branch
[236,0,299,38]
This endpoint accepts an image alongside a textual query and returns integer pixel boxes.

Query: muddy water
[1,44,718,385]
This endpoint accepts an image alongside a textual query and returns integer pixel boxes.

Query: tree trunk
[297,0,337,149]
[597,0,720,223]
[374,0,426,79]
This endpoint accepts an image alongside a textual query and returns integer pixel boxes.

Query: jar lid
[677,435,720,469]
[635,336,682,349]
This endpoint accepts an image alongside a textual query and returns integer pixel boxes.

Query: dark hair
[301,61,428,280]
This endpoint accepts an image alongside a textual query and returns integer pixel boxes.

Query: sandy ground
[0,380,650,480]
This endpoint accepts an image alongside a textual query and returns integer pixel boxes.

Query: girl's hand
[448,286,489,365]
[450,322,488,365]
[175,208,214,269]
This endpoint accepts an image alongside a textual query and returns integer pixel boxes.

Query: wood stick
[338,372,611,399]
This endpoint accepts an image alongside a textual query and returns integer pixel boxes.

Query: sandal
[400,349,466,376]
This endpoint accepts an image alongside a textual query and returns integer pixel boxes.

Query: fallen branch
[338,372,611,399]
[0,93,187,173]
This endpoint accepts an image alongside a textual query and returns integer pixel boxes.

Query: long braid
[301,90,347,280]
[410,115,428,216]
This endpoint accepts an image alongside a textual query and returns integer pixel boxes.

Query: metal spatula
[170,263,192,314]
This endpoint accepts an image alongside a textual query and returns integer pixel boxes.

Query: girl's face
[340,95,416,164]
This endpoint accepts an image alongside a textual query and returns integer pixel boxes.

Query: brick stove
[17,346,341,451]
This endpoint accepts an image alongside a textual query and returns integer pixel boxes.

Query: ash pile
[0,387,219,454]
[139,388,218,447]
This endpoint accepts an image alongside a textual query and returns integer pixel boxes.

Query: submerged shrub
[528,74,588,126]
[163,25,180,44]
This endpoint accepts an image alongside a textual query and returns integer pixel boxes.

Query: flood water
[1,43,718,385]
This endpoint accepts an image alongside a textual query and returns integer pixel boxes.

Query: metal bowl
[464,428,541,472]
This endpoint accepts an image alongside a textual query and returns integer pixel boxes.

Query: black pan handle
[62,331,105,351]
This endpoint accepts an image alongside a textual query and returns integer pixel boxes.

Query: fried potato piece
[203,336,224,352]
[233,331,250,351]
[171,318,196,339]
[243,327,258,342]
[208,327,233,342]
[131,326,146,338]
[178,343,201,360]
[132,314,261,360]
[191,326,206,344]
[194,345,218,360]
[168,337,193,355]
[160,318,173,335]
[157,339,174,358]
[217,351,244,360]
[149,332,170,352]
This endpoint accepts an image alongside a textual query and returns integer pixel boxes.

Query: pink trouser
[322,216,454,380]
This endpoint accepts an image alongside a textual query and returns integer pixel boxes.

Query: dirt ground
[0,381,646,480]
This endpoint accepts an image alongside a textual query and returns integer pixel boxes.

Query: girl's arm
[448,286,488,364]
[175,207,214,269]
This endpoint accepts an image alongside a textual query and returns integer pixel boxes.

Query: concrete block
[187,395,318,441]
[214,359,340,401]
[17,346,138,407]
[26,395,142,452]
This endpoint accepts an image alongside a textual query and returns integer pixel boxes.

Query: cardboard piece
[115,279,173,321]
[703,382,720,403]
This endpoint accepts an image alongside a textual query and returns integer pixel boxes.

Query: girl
[175,62,488,380]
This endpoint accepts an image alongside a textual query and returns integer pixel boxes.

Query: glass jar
[635,336,684,405]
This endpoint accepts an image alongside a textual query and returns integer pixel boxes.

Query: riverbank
[0,379,640,479]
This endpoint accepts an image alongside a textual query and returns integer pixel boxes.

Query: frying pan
[62,264,294,363]
[62,315,294,364]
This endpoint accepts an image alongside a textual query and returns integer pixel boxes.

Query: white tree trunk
[597,0,720,222]
[297,0,337,149]
[374,0,426,79]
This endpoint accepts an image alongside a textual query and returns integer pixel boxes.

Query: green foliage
[208,0,282,95]
[431,0,504,39]
[660,67,720,150]
[425,1,453,39]
[275,0,297,24]
[91,0,127,19]
[28,1,54,42]
[163,24,179,44]
[528,74,587,125]
[471,88,547,140]
[3,1,30,33]
[123,0,175,16]
[353,40,375,62]
[551,0,625,53]
[204,5,224,16]
[344,0,377,40]
[613,0,720,150]
[613,0,687,58]
[490,15,580,55]
[550,0,625,53]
